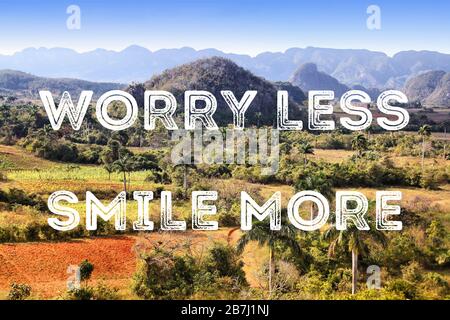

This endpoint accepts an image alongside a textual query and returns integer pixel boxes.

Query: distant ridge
[2,46,450,88]
[0,69,124,99]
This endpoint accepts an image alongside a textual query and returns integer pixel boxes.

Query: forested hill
[0,69,124,100]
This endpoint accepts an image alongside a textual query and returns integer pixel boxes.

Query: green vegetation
[0,98,449,300]
[7,283,31,300]
[132,242,247,300]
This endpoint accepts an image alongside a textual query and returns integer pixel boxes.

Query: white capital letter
[144,91,178,130]
[133,191,154,231]
[221,90,256,129]
[241,191,281,230]
[192,191,218,230]
[47,191,80,231]
[86,191,127,230]
[40,91,92,130]
[336,191,370,230]
[185,91,218,130]
[339,90,372,131]
[161,191,186,230]
[277,91,303,130]
[376,191,402,230]
[287,191,329,231]
[376,90,409,131]
[308,90,335,130]
[96,90,138,130]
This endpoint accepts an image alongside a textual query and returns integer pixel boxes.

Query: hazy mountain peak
[289,62,349,97]
[296,62,318,73]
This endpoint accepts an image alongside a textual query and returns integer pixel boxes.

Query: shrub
[0,188,46,211]
[294,271,333,299]
[65,287,93,300]
[64,282,119,300]
[91,282,119,300]
[218,210,240,227]
[132,248,196,299]
[204,243,247,286]
[385,279,417,299]
[401,262,423,283]
[426,220,446,249]
[79,260,94,282]
[8,283,31,300]
[379,234,421,274]
[420,273,450,299]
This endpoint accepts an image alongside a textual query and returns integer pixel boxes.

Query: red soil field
[0,236,137,298]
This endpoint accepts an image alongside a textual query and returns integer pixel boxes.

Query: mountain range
[2,46,450,90]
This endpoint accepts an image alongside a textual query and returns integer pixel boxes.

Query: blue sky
[0,0,449,56]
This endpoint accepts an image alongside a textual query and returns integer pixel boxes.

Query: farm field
[0,128,449,300]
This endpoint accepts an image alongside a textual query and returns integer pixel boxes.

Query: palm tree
[255,112,262,127]
[134,125,146,148]
[444,126,448,160]
[418,125,431,171]
[296,173,334,220]
[113,155,134,193]
[365,126,373,142]
[35,124,57,141]
[297,142,314,165]
[351,133,368,158]
[174,163,197,196]
[103,163,114,180]
[322,218,387,295]
[236,220,301,299]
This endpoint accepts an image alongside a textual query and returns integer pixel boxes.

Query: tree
[255,112,262,127]
[297,142,314,165]
[295,173,333,220]
[101,139,121,165]
[322,218,387,294]
[127,82,146,108]
[174,163,197,196]
[103,163,114,180]
[132,246,196,299]
[426,219,446,249]
[365,126,374,142]
[113,155,134,193]
[204,243,247,285]
[236,219,301,299]
[418,125,432,171]
[351,133,368,158]
[79,259,94,282]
